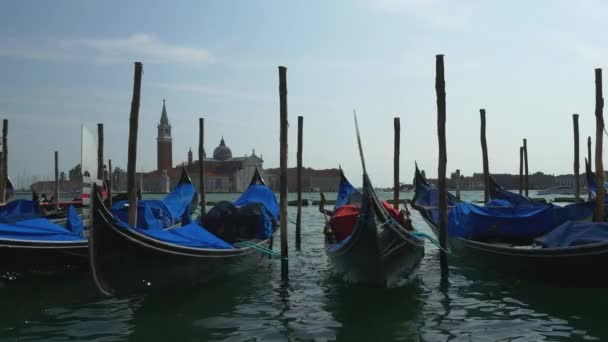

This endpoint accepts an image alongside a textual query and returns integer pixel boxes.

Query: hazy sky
[1,0,606,187]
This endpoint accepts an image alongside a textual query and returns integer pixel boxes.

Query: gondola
[411,164,608,286]
[0,200,88,274]
[89,169,278,296]
[323,115,425,288]
[0,168,197,275]
[323,170,425,287]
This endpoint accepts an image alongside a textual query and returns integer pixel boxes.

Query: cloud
[0,34,215,65]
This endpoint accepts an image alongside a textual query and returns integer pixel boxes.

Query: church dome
[213,137,232,161]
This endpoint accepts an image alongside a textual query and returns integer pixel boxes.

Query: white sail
[81,124,98,180]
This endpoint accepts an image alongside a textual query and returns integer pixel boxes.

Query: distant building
[118,100,262,192]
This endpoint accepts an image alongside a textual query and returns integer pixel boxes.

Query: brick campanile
[157,99,173,171]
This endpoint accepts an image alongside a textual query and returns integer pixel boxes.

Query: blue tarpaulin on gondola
[535,220,608,247]
[414,165,596,242]
[0,218,84,242]
[111,179,196,230]
[116,220,232,249]
[0,200,42,223]
[335,171,358,210]
[233,184,279,220]
[446,201,595,242]
[232,183,279,239]
[116,174,278,247]
[67,205,84,236]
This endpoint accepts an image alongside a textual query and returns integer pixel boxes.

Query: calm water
[0,191,606,341]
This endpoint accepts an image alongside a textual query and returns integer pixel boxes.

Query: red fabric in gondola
[382,201,401,221]
[330,205,360,242]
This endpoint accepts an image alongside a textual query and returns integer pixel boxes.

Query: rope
[412,231,451,254]
[380,218,451,254]
[233,241,285,259]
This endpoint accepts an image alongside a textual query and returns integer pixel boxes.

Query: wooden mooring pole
[199,118,206,214]
[97,123,104,181]
[573,114,580,202]
[295,115,303,250]
[435,54,448,277]
[455,169,461,200]
[278,66,289,281]
[54,151,59,209]
[127,62,143,227]
[519,146,524,195]
[393,117,400,210]
[523,138,529,197]
[480,109,490,203]
[588,136,592,200]
[0,119,7,203]
[108,159,113,206]
[595,68,605,222]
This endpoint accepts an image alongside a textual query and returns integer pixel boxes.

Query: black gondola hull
[452,237,608,286]
[419,214,608,286]
[90,187,274,296]
[0,240,88,274]
[326,174,425,288]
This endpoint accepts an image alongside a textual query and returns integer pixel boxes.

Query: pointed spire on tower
[220,136,226,146]
[160,99,169,125]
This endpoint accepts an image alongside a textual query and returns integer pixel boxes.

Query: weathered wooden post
[108,159,113,206]
[199,118,206,214]
[455,169,461,200]
[295,115,303,250]
[127,62,143,227]
[595,68,605,222]
[480,109,490,203]
[588,136,592,200]
[588,136,593,170]
[435,54,448,277]
[393,117,401,210]
[523,138,529,197]
[97,123,104,180]
[519,146,524,195]
[278,66,289,281]
[0,119,7,203]
[54,151,59,209]
[573,114,580,201]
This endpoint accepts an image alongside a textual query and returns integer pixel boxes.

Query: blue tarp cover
[233,183,279,239]
[233,184,279,219]
[335,173,358,210]
[67,205,84,236]
[0,200,42,223]
[115,180,278,248]
[0,200,85,242]
[535,221,608,248]
[111,180,196,230]
[116,220,232,249]
[0,218,84,242]
[448,201,595,241]
[415,166,596,242]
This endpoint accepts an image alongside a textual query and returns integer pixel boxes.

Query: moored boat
[89,169,278,296]
[323,170,425,287]
[412,164,608,286]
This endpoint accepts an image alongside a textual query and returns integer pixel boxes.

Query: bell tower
[157,99,173,171]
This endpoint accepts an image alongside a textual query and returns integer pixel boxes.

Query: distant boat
[537,185,577,195]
